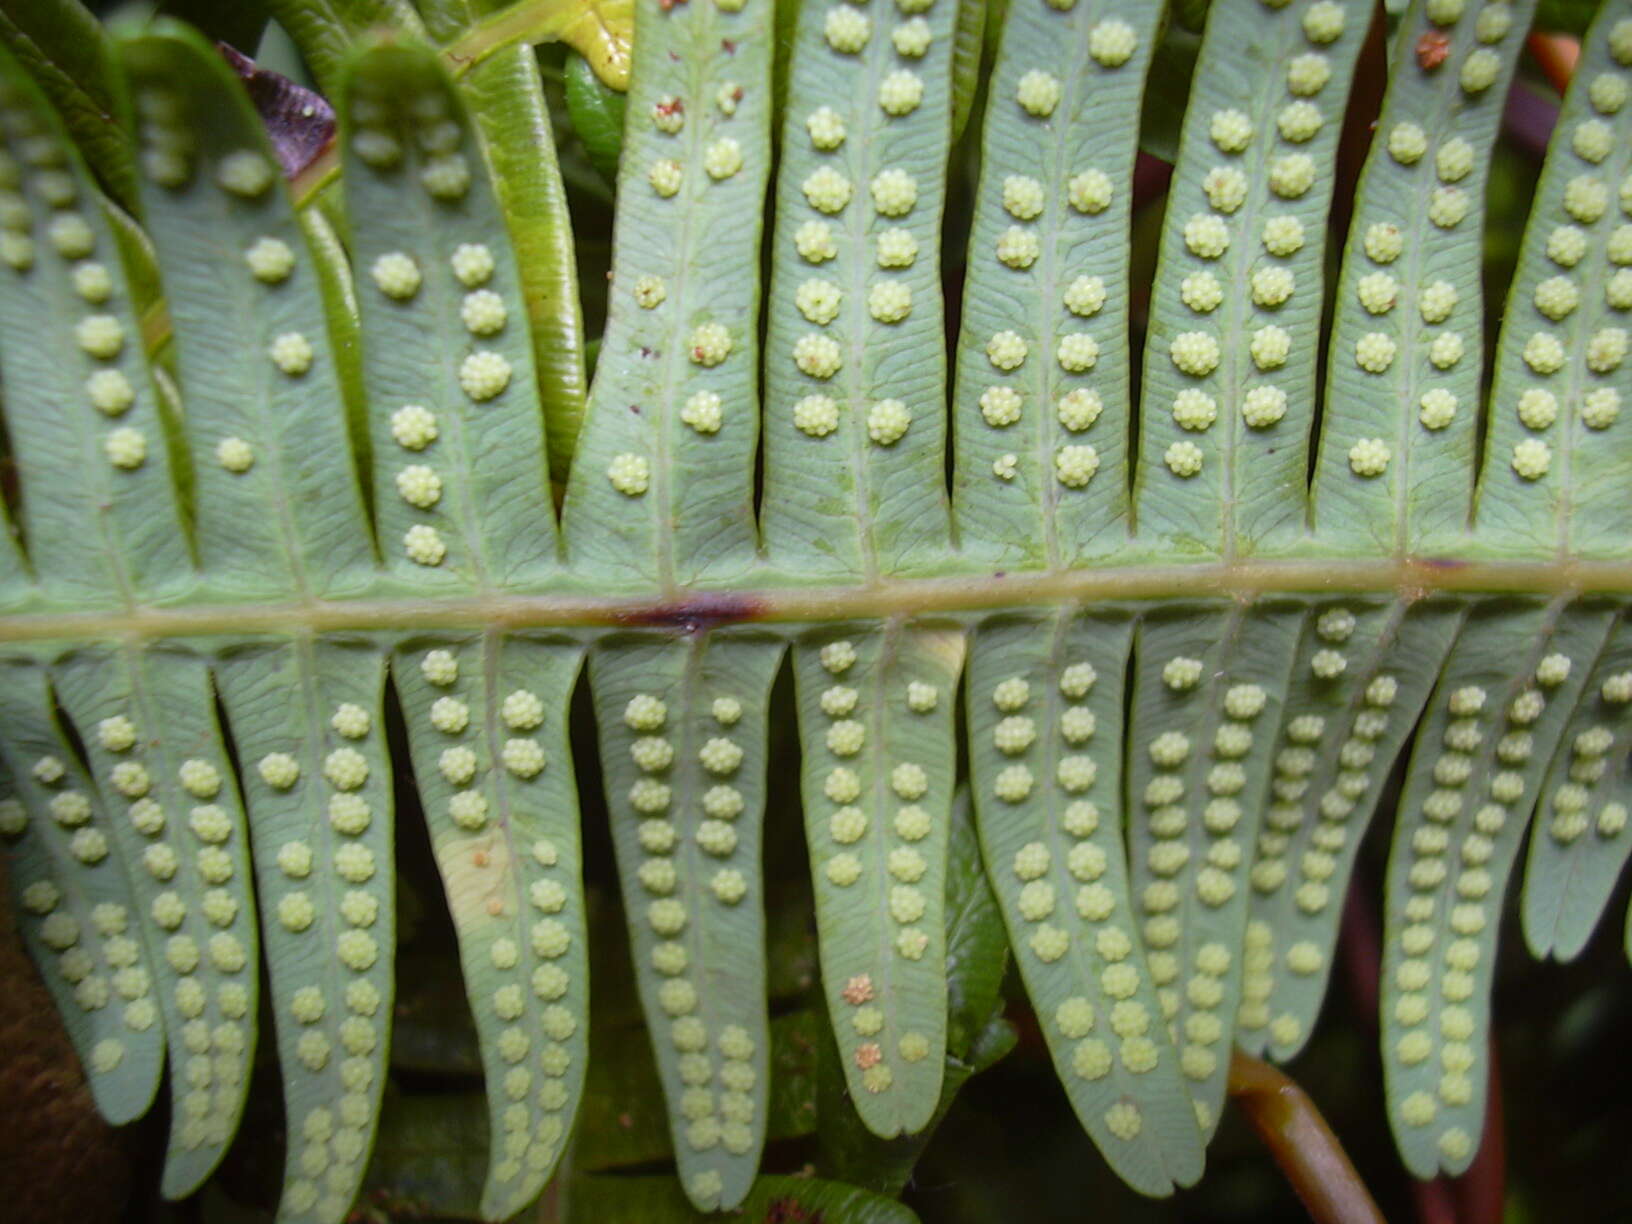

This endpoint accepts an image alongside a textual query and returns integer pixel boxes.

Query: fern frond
[1474,0,1632,555]
[1311,0,1537,551]
[1521,613,1632,958]
[761,0,956,579]
[950,0,1159,566]
[562,0,769,589]
[394,634,588,1216]
[966,609,1205,1191]
[0,663,166,1125]
[794,622,964,1139]
[1381,599,1611,1174]
[119,23,376,596]
[1135,0,1364,558]
[590,632,782,1209]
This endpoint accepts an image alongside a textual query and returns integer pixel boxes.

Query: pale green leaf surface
[1380,598,1611,1176]
[459,46,590,484]
[212,640,396,1224]
[393,632,589,1220]
[561,0,770,590]
[760,0,956,580]
[793,623,964,1140]
[1240,597,1462,1062]
[1521,611,1632,960]
[1473,0,1632,559]
[0,662,165,1126]
[1311,0,1539,554]
[1124,602,1302,1138]
[339,41,558,593]
[0,0,136,207]
[117,25,376,598]
[1133,0,1365,559]
[966,609,1204,1193]
[0,47,192,609]
[816,789,1014,1197]
[951,0,1160,569]
[51,645,259,1199]
[588,632,783,1212]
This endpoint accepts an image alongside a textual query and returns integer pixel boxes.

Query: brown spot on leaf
[614,592,766,633]
[1416,31,1450,71]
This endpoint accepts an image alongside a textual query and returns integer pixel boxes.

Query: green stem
[0,557,1629,644]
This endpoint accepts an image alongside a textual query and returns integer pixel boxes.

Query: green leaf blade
[213,641,396,1224]
[393,633,591,1220]
[1239,597,1461,1063]
[1124,602,1303,1138]
[50,646,261,1197]
[589,633,784,1212]
[1380,599,1610,1176]
[115,25,376,599]
[1133,0,1365,558]
[561,0,771,590]
[1521,613,1632,961]
[339,41,560,593]
[761,0,957,580]
[1472,0,1632,559]
[950,0,1161,568]
[0,48,193,609]
[793,623,964,1140]
[0,662,166,1127]
[1311,0,1538,554]
[966,610,1204,1193]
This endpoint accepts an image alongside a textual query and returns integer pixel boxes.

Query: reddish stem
[1527,33,1580,96]
[1451,1039,1505,1224]
[1229,1051,1387,1224]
